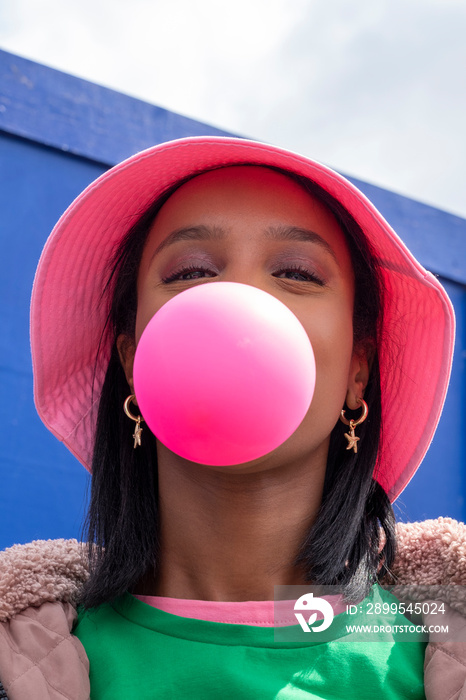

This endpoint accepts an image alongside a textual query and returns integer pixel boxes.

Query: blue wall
[1,49,465,549]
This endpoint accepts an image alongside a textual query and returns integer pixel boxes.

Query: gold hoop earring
[123,394,145,448]
[340,398,368,454]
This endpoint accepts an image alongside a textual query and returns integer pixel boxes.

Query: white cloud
[0,0,465,216]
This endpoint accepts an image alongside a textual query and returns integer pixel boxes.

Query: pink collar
[133,594,348,627]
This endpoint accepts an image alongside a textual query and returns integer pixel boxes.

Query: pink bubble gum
[133,282,316,465]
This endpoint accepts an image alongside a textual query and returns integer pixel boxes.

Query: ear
[117,334,136,394]
[345,348,371,410]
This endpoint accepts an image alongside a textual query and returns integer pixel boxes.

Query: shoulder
[391,517,466,585]
[380,518,466,619]
[390,519,466,695]
[0,538,89,622]
[0,540,90,698]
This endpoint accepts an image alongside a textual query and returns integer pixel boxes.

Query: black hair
[79,166,395,609]
[281,173,395,602]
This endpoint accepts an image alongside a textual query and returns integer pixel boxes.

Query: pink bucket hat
[30,136,455,502]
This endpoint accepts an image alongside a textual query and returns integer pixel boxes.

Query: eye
[273,265,325,285]
[162,264,218,283]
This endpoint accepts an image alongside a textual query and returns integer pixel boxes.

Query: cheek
[304,303,355,403]
[134,284,165,344]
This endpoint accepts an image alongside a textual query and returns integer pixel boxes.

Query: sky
[1,0,465,217]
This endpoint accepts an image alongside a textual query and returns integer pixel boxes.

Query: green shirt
[74,585,426,699]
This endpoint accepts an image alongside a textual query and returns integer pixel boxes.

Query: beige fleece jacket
[1,518,466,700]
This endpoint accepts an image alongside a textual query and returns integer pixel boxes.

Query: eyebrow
[150,224,338,263]
[265,225,338,263]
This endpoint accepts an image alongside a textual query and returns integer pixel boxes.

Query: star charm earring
[132,416,143,448]
[340,398,368,454]
[123,394,145,449]
[343,423,360,452]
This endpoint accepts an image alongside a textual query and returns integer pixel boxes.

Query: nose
[219,260,271,298]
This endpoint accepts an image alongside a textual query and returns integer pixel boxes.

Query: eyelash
[274,265,325,285]
[162,264,325,286]
[162,265,218,284]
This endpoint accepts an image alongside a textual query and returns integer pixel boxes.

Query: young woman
[0,136,463,700]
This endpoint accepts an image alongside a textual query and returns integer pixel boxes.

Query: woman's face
[120,166,369,472]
